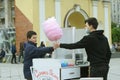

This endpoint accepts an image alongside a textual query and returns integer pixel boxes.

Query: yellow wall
[15,0,33,23]
[61,0,90,27]
[15,0,111,44]
[15,0,40,44]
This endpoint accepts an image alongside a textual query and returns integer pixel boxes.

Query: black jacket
[23,41,54,79]
[60,30,112,66]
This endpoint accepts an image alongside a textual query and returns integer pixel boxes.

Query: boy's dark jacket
[23,41,54,79]
[60,30,112,66]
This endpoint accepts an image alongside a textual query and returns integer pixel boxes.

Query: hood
[90,30,105,40]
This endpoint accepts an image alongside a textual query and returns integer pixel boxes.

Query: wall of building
[15,0,39,52]
[41,0,111,44]
[45,0,55,19]
[15,0,112,52]
[0,0,15,51]
[60,0,92,27]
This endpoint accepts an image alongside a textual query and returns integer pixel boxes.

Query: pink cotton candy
[43,17,63,41]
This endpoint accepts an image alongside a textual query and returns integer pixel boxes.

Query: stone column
[92,0,99,19]
[55,0,61,25]
[39,0,46,42]
[103,0,110,40]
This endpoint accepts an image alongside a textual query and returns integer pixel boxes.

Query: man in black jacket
[54,17,111,80]
[24,31,55,80]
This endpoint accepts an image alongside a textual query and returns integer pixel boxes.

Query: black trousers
[90,65,109,80]
[18,52,24,62]
[11,54,17,63]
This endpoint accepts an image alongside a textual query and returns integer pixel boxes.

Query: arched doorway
[64,4,89,29]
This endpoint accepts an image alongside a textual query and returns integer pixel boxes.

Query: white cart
[31,59,80,80]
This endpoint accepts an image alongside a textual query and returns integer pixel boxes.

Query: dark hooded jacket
[23,41,54,79]
[60,30,112,66]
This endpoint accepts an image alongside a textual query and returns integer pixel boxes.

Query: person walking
[23,31,56,80]
[54,17,112,80]
[0,48,5,63]
[11,41,17,64]
[18,42,24,63]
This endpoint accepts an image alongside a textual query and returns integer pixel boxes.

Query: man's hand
[53,42,60,49]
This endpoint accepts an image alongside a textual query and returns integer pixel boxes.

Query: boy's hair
[85,17,98,29]
[27,31,37,39]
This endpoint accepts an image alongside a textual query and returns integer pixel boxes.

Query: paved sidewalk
[108,58,120,80]
[0,63,25,80]
[111,52,120,58]
[0,58,120,80]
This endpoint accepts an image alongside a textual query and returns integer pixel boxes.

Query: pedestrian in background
[18,42,24,63]
[11,41,17,64]
[0,47,5,63]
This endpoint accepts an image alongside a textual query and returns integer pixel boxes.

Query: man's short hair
[27,31,37,39]
[85,17,98,29]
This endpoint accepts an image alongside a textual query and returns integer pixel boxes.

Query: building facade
[0,0,15,51]
[15,0,111,52]
[111,0,120,25]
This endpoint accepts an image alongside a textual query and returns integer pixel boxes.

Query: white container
[32,59,61,80]
[31,59,79,80]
